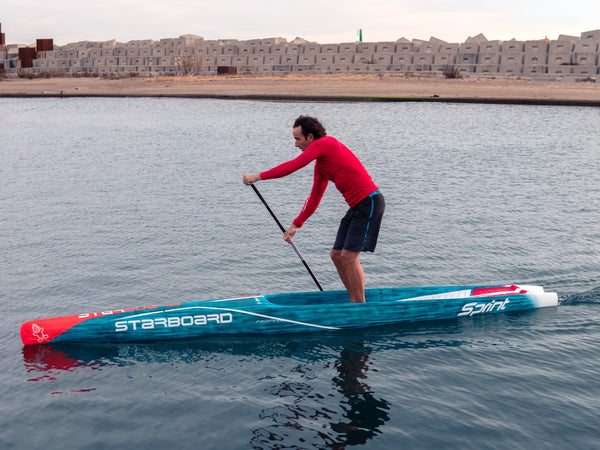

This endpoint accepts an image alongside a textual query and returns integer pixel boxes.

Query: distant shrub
[175,55,204,76]
[442,65,462,79]
[38,71,68,78]
[72,71,98,78]
[18,70,71,79]
[17,70,37,79]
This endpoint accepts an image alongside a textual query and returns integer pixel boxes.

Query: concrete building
[2,30,600,80]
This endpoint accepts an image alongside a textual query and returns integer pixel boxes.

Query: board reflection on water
[22,322,473,446]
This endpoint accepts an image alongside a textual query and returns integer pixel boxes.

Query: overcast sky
[2,0,600,45]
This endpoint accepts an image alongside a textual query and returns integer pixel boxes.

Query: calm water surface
[1,98,599,449]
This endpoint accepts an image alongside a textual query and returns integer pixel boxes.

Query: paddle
[250,184,325,291]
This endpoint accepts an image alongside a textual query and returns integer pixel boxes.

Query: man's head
[293,116,326,150]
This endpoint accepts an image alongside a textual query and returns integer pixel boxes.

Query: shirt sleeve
[293,166,329,228]
[259,144,322,180]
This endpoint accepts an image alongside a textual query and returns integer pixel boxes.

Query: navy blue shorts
[333,191,385,252]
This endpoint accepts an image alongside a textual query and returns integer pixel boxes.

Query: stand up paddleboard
[21,284,558,345]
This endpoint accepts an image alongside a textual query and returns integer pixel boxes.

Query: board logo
[458,298,510,317]
[31,323,49,343]
[114,313,233,332]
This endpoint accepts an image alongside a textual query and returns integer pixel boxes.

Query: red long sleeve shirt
[260,136,378,228]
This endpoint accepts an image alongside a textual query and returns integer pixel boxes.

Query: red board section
[471,285,526,296]
[20,303,181,345]
[20,314,92,345]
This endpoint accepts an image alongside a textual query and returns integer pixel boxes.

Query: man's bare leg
[331,249,365,303]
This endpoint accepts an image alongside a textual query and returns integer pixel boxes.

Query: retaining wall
[2,31,600,80]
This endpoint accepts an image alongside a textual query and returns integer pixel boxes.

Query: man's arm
[292,169,329,228]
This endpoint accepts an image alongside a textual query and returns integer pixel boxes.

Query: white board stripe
[116,306,341,330]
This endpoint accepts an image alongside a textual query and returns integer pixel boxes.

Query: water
[1,97,599,449]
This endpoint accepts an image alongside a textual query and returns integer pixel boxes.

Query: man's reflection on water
[330,341,390,446]
[251,340,390,448]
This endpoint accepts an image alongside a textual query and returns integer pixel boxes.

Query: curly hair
[293,116,327,140]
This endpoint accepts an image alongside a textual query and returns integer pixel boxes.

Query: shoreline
[2,74,600,106]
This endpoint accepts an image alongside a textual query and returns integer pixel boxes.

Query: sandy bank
[1,74,600,105]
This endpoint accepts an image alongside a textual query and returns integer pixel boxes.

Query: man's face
[293,126,314,151]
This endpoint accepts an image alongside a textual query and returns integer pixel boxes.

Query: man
[243,116,384,303]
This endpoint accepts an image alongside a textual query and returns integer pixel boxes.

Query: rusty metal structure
[217,65,237,75]
[18,47,36,68]
[0,24,55,73]
[36,39,54,52]
[0,22,6,49]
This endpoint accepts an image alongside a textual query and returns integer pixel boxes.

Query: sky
[2,0,600,46]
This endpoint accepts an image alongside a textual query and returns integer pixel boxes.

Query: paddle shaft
[250,184,324,291]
